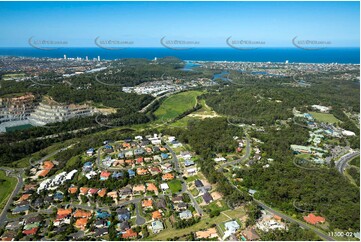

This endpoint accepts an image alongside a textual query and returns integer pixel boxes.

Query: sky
[0,1,359,47]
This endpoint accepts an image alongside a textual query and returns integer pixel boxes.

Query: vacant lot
[154,91,202,120]
[168,179,182,193]
[309,112,340,124]
[0,170,17,213]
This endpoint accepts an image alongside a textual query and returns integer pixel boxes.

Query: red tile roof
[303,213,326,225]
[22,227,38,235]
[122,229,137,239]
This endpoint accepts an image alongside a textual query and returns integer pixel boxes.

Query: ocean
[0,47,359,64]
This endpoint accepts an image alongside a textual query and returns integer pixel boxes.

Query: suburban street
[0,167,24,225]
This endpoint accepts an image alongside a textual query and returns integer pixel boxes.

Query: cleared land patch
[309,112,340,124]
[0,170,17,213]
[154,91,202,120]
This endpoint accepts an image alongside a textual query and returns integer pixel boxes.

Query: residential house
[107,191,118,199]
[12,205,29,214]
[122,229,137,239]
[83,161,93,173]
[128,169,136,178]
[132,184,146,195]
[202,192,213,204]
[100,171,111,181]
[179,210,192,220]
[137,167,148,176]
[94,228,108,237]
[146,183,158,195]
[303,213,326,225]
[161,163,173,173]
[142,199,153,210]
[161,153,169,160]
[79,187,89,195]
[97,188,107,198]
[68,186,78,195]
[156,198,167,210]
[22,227,38,236]
[116,207,131,221]
[151,221,164,233]
[86,148,95,156]
[195,228,218,240]
[149,166,162,176]
[74,209,92,218]
[160,183,169,191]
[75,218,88,230]
[224,220,240,233]
[152,210,162,220]
[184,160,195,167]
[172,196,183,204]
[242,227,260,241]
[112,171,124,179]
[162,173,174,181]
[119,185,132,199]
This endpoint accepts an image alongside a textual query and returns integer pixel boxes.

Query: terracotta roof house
[125,159,134,166]
[17,194,31,202]
[38,161,54,177]
[195,228,218,239]
[122,229,137,239]
[132,184,146,194]
[79,187,89,195]
[113,159,125,167]
[107,191,118,199]
[24,184,37,191]
[97,188,107,198]
[22,227,38,236]
[75,218,88,230]
[136,157,144,165]
[303,213,326,225]
[100,171,111,181]
[152,210,162,220]
[162,173,174,181]
[146,183,158,194]
[142,199,153,209]
[74,209,92,218]
[57,208,72,217]
[137,167,148,176]
[68,186,78,194]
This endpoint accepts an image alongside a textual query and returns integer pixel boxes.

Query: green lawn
[168,180,183,193]
[0,170,17,213]
[349,156,360,168]
[154,91,202,120]
[309,112,340,124]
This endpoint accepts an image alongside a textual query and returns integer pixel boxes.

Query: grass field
[309,112,340,124]
[0,170,17,213]
[349,156,360,168]
[154,91,202,120]
[168,180,183,193]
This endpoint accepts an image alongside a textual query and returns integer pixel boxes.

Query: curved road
[335,151,360,174]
